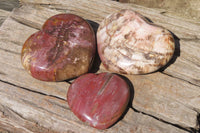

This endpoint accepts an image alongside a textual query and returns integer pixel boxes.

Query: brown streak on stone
[124,33,130,39]
[97,73,113,95]
[118,68,128,74]
[116,26,122,32]
[169,36,175,43]
[161,29,165,33]
[134,65,145,74]
[91,103,99,115]
[47,23,67,66]
[147,35,153,41]
[116,13,122,19]
[143,53,154,60]
[168,36,175,50]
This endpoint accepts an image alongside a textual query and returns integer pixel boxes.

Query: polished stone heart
[97,9,175,74]
[67,73,130,129]
[21,14,96,81]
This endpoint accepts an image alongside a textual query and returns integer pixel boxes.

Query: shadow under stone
[86,20,102,73]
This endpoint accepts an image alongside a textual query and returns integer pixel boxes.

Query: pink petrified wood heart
[97,9,175,74]
[21,14,96,81]
[67,73,130,129]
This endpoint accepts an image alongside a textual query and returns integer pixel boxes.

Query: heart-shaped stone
[21,14,96,81]
[97,9,175,74]
[67,73,130,129]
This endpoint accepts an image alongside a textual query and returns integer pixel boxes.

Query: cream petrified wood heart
[97,9,175,74]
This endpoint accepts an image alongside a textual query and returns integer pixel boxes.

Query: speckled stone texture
[67,73,130,129]
[21,14,96,81]
[97,9,175,74]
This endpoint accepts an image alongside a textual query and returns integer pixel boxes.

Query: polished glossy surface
[21,14,96,81]
[97,9,175,74]
[67,73,130,129]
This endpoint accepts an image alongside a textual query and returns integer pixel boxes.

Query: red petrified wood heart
[21,14,96,81]
[67,73,130,129]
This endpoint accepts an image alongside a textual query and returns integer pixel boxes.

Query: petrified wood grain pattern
[19,0,200,86]
[21,14,96,81]
[67,73,130,129]
[97,9,175,74]
[0,0,199,132]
